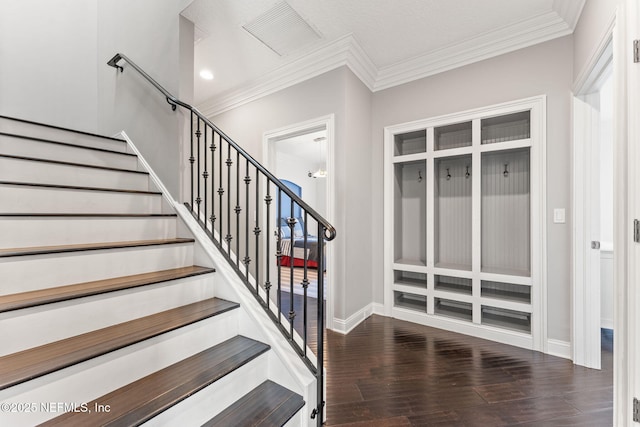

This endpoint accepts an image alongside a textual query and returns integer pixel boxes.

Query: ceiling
[182,0,585,115]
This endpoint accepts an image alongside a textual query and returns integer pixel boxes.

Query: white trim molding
[547,339,572,360]
[333,304,375,335]
[198,6,584,117]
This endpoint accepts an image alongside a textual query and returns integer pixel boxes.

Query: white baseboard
[332,304,375,335]
[547,338,572,360]
[371,303,385,316]
[601,319,614,330]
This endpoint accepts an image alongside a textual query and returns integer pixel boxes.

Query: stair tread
[0,237,194,258]
[0,116,127,143]
[0,297,240,390]
[0,213,177,217]
[203,380,305,427]
[0,265,215,313]
[0,180,161,194]
[40,336,270,427]
[0,153,148,175]
[0,131,136,156]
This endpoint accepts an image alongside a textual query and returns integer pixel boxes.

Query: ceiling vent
[242,1,322,56]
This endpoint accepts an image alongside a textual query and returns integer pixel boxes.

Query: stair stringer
[119,130,317,427]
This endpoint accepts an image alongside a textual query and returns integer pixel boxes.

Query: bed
[278,217,322,269]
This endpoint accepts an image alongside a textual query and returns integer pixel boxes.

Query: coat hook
[446,168,451,181]
[503,163,509,177]
[418,170,423,182]
[465,165,470,179]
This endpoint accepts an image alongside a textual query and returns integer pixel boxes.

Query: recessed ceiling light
[199,70,214,80]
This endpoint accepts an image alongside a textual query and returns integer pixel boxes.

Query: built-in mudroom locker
[383,96,546,351]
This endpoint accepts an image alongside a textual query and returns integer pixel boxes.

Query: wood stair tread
[0,238,194,258]
[0,116,127,143]
[0,297,240,390]
[0,153,148,174]
[203,380,305,427]
[40,336,270,427]
[0,180,161,194]
[0,213,177,217]
[0,265,215,313]
[0,131,135,156]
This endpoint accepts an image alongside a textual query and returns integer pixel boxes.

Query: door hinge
[634,397,639,422]
[634,219,640,243]
[635,40,640,63]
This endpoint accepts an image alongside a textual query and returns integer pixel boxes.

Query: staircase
[0,116,308,426]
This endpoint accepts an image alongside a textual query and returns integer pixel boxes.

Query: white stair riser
[0,134,139,170]
[0,243,194,295]
[0,311,240,427]
[143,354,270,427]
[0,157,150,191]
[0,118,128,153]
[0,184,163,214]
[0,275,216,356]
[0,217,177,248]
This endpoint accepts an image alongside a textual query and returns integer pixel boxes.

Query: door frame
[262,114,336,331]
[572,36,612,369]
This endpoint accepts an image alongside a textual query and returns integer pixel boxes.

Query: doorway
[572,40,614,370]
[263,115,335,332]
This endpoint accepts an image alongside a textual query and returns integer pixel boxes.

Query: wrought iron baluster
[203,124,208,233]
[218,137,224,247]
[210,129,217,235]
[244,158,251,279]
[315,222,326,424]
[265,181,272,304]
[288,204,296,337]
[276,187,282,319]
[235,150,240,266]
[226,142,232,256]
[195,118,201,218]
[254,166,260,294]
[189,112,195,212]
[302,211,309,356]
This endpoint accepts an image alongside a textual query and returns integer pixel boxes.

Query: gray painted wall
[371,36,574,342]
[0,0,99,132]
[97,0,195,198]
[0,0,195,199]
[210,67,374,322]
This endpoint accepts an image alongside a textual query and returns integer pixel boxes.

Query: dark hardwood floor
[276,289,613,426]
[324,316,613,426]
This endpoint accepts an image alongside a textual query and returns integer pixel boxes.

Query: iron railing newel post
[107,53,335,425]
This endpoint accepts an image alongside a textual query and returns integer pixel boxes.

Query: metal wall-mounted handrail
[107,53,336,241]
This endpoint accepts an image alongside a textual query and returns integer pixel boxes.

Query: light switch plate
[553,208,566,224]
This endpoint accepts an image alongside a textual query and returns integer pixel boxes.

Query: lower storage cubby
[394,291,426,312]
[434,298,472,322]
[481,305,531,333]
[394,270,427,288]
[434,275,471,295]
[481,280,531,303]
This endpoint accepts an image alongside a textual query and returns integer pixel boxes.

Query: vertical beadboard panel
[395,161,427,264]
[481,148,531,275]
[434,155,472,269]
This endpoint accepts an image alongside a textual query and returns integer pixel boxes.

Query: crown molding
[374,11,572,91]
[199,9,580,117]
[198,34,377,117]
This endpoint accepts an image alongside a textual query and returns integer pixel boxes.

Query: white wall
[0,0,99,132]
[371,36,574,342]
[97,0,194,198]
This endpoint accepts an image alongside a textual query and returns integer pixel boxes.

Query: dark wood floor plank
[0,265,215,312]
[0,298,239,390]
[40,336,270,426]
[203,380,304,427]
